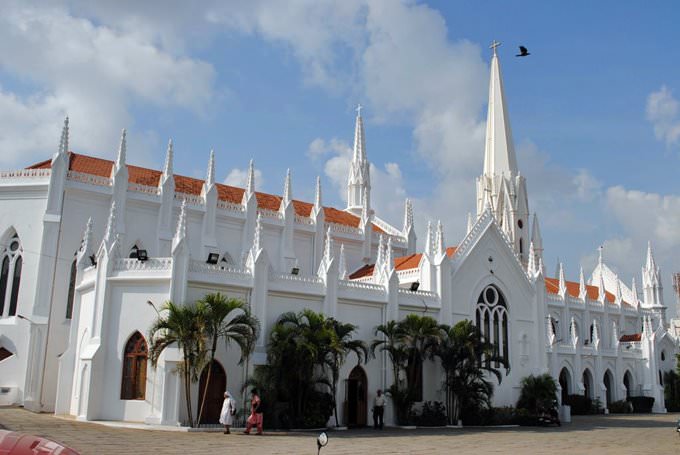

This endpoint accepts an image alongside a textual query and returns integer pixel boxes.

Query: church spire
[347,104,371,214]
[483,41,518,177]
[246,159,256,197]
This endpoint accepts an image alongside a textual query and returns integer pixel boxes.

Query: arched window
[0,233,23,318]
[0,256,8,316]
[9,256,22,316]
[129,245,139,259]
[121,332,148,400]
[476,285,509,370]
[66,258,77,319]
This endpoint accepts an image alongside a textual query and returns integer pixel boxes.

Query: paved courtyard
[0,408,679,454]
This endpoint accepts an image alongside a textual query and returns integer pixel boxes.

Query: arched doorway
[582,369,593,399]
[559,368,571,403]
[198,360,227,425]
[603,370,614,407]
[623,371,633,399]
[345,366,367,427]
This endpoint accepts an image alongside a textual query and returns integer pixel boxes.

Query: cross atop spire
[490,40,501,56]
[356,103,363,116]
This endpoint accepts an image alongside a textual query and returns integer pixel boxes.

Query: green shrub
[416,401,447,427]
[607,400,632,414]
[628,396,654,413]
[516,374,558,415]
[564,394,592,415]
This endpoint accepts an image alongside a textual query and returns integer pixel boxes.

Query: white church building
[1,46,678,426]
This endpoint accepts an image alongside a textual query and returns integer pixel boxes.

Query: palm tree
[196,292,260,425]
[269,310,334,426]
[397,314,440,400]
[149,301,207,427]
[434,320,503,424]
[325,318,368,427]
[370,320,407,390]
[516,374,558,415]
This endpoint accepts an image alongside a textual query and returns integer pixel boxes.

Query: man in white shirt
[373,389,386,429]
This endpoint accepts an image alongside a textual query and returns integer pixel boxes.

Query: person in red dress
[244,388,263,435]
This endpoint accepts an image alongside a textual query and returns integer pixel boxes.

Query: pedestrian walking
[244,388,263,435]
[219,391,236,434]
[373,389,385,429]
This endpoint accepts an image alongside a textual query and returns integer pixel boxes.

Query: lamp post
[147,300,160,316]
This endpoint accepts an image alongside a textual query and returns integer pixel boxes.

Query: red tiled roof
[29,152,386,233]
[619,333,641,342]
[348,246,458,280]
[544,277,631,306]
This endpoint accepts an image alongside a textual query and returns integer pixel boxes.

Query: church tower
[476,41,531,265]
[347,105,371,216]
[641,241,666,323]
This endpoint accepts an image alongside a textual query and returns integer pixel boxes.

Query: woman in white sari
[219,391,236,434]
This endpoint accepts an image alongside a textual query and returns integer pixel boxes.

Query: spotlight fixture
[207,252,219,264]
[291,266,300,275]
[136,249,149,261]
[410,281,420,292]
[89,254,97,267]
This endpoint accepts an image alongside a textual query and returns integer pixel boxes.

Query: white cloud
[606,186,680,248]
[223,167,264,189]
[0,1,216,167]
[646,85,680,147]
[307,137,351,160]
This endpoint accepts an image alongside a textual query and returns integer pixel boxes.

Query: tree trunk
[184,357,194,427]
[196,335,218,425]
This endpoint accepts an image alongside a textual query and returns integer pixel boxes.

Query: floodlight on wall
[207,253,219,264]
[136,249,149,261]
[291,266,300,275]
[410,281,420,292]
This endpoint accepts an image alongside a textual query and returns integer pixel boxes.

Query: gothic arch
[0,229,23,317]
[559,366,573,403]
[623,370,635,399]
[198,360,227,424]
[120,331,148,400]
[475,284,509,369]
[582,368,594,399]
[603,369,615,406]
[346,365,368,427]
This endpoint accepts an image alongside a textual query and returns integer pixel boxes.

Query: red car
[0,430,80,455]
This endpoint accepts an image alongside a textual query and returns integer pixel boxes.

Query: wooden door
[198,361,227,424]
[346,366,367,427]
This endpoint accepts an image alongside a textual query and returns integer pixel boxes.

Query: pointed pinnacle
[116,129,127,169]
[246,159,255,196]
[163,139,174,178]
[206,149,215,186]
[314,176,322,211]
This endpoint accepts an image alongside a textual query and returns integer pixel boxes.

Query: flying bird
[516,46,530,57]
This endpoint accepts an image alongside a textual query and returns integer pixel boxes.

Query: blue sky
[0,1,678,312]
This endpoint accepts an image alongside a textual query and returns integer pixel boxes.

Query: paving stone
[1,408,679,454]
